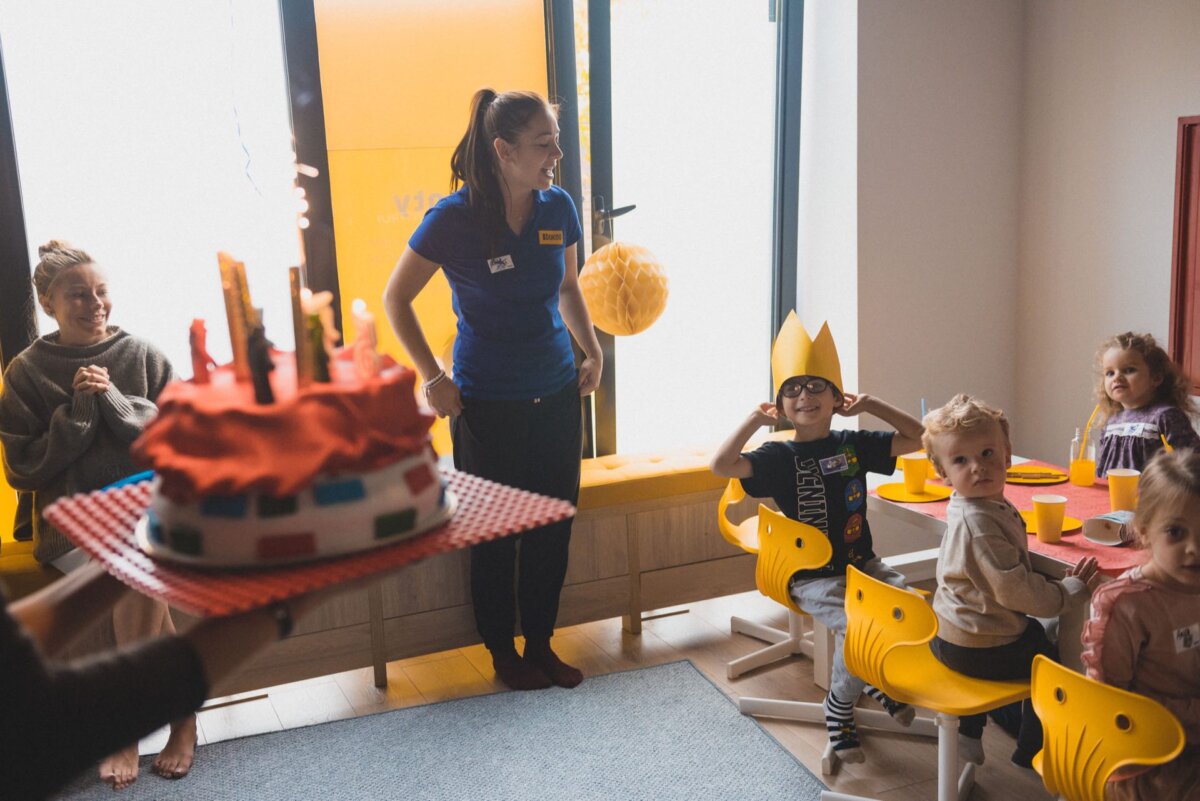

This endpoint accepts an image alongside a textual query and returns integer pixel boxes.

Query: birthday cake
[130,351,454,567]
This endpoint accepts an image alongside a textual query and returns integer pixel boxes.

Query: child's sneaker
[865,684,915,727]
[824,691,865,763]
[958,733,985,765]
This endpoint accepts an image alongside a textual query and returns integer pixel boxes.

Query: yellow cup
[1107,469,1140,512]
[1032,494,1068,543]
[901,452,927,495]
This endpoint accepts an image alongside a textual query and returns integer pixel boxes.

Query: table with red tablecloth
[871,459,1139,577]
[868,459,1140,669]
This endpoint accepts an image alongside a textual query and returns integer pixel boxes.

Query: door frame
[1169,114,1200,391]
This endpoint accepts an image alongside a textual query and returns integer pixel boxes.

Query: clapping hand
[72,365,110,395]
[1066,556,1101,591]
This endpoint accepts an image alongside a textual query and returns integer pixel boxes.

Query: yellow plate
[876,482,953,503]
[1019,510,1083,536]
[1006,465,1068,485]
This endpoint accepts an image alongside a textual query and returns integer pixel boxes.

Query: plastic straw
[1080,403,1101,453]
[1161,434,1173,452]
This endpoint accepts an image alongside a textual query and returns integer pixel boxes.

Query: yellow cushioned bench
[579,448,728,508]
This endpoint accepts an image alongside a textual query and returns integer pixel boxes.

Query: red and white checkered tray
[43,469,575,617]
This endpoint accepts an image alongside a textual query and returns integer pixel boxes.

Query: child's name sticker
[1174,623,1200,654]
[1105,421,1160,440]
[539,230,564,245]
[487,255,516,274]
[819,453,850,475]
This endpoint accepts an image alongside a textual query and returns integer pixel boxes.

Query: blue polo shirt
[409,185,582,400]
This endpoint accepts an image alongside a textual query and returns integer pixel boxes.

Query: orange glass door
[313,0,549,453]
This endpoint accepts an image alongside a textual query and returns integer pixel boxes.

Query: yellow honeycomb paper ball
[579,242,668,336]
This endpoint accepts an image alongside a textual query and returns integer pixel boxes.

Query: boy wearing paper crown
[712,313,925,763]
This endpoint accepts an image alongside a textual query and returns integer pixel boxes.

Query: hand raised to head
[836,392,872,417]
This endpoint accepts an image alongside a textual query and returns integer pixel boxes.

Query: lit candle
[289,267,312,388]
[217,252,250,381]
[301,288,337,383]
[189,318,216,384]
[351,299,380,379]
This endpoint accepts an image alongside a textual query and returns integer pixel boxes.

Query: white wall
[797,0,858,405]
[1015,1,1200,461]
[856,0,1024,430]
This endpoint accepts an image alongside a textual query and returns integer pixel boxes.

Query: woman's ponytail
[451,88,496,192]
[448,88,556,256]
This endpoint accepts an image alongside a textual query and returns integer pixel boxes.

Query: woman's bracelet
[421,370,449,395]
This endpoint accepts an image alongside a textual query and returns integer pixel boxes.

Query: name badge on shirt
[539,230,564,245]
[487,254,516,274]
[1106,421,1160,440]
[819,453,850,475]
[1175,623,1200,653]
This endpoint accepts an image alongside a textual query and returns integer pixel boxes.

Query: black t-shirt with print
[740,430,896,580]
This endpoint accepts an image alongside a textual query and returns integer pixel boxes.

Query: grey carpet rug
[53,660,826,800]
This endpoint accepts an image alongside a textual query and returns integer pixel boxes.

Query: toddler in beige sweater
[922,394,1098,767]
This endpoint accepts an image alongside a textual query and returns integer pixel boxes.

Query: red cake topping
[133,352,435,503]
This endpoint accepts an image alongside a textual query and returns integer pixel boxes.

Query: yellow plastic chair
[820,565,1031,801]
[1029,654,1185,801]
[731,503,923,775]
[720,480,825,680]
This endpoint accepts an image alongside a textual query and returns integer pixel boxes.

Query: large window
[579,0,779,453]
[0,1,301,373]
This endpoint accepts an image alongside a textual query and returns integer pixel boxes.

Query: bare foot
[152,716,197,779]
[99,744,139,790]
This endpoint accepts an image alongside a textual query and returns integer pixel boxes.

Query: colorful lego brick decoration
[258,495,299,517]
[257,532,317,560]
[169,525,203,556]
[375,508,417,539]
[313,478,366,506]
[403,464,435,495]
[199,495,248,518]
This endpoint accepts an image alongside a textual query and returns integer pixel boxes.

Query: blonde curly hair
[921,393,1011,477]
[1094,332,1196,422]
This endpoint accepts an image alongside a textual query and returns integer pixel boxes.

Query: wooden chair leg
[622,516,642,634]
[368,583,386,688]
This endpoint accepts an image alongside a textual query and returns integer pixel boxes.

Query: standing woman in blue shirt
[385,89,602,690]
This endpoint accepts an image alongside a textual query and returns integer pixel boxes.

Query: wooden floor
[140,589,1053,800]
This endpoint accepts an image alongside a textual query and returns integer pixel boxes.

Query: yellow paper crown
[771,312,843,396]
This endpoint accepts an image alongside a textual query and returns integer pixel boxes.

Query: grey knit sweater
[0,328,174,563]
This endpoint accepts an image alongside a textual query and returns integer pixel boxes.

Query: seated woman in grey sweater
[0,240,189,789]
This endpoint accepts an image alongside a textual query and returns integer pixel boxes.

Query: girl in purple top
[1095,332,1199,478]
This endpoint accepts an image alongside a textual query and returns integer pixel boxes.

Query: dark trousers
[929,618,1057,758]
[451,379,581,655]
